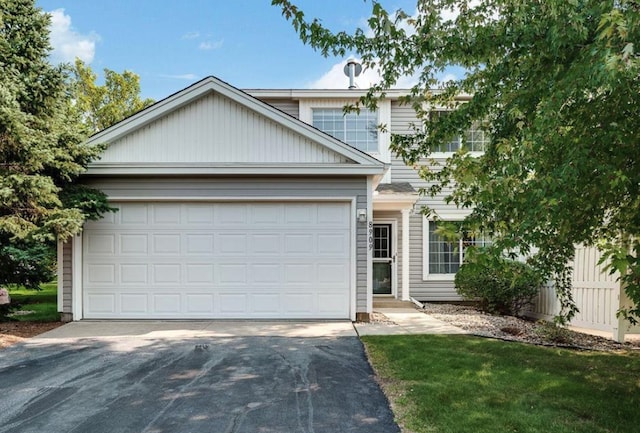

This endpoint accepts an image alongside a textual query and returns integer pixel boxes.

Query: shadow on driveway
[0,322,400,433]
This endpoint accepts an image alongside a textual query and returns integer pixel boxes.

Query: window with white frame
[430,111,488,153]
[426,220,491,275]
[312,108,379,152]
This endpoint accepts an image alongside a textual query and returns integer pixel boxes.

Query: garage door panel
[185,204,214,224]
[252,293,281,314]
[120,234,148,254]
[86,293,117,314]
[87,264,116,284]
[283,293,314,314]
[185,264,215,284]
[152,264,181,284]
[120,293,148,314]
[185,294,215,314]
[153,294,181,313]
[216,204,247,225]
[152,203,182,224]
[120,204,148,224]
[317,203,350,226]
[217,234,247,254]
[87,234,115,254]
[84,202,351,319]
[251,204,282,224]
[317,263,350,286]
[284,234,314,255]
[284,264,314,284]
[318,233,349,256]
[153,234,181,254]
[250,234,281,254]
[285,204,313,224]
[219,293,248,314]
[218,264,247,284]
[121,264,148,284]
[318,292,349,314]
[249,264,282,284]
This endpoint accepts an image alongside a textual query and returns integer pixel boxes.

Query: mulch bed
[0,322,65,349]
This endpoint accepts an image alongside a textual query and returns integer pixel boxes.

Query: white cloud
[160,73,200,80]
[48,9,99,64]
[182,31,200,39]
[307,59,465,90]
[440,0,498,22]
[439,73,458,83]
[199,40,224,51]
[307,59,419,89]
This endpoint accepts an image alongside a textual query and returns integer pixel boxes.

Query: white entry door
[82,202,351,319]
[372,222,395,296]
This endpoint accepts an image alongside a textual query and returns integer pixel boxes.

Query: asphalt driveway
[0,321,400,433]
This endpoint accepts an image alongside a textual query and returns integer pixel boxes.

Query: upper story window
[312,108,379,153]
[430,111,488,153]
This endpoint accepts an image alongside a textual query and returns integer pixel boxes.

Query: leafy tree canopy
[0,0,112,289]
[274,0,640,323]
[72,59,154,132]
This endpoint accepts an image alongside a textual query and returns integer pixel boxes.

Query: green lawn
[362,335,640,433]
[7,282,60,322]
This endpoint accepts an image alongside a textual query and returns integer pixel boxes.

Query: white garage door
[82,202,352,319]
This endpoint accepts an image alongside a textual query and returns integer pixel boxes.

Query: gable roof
[86,76,387,177]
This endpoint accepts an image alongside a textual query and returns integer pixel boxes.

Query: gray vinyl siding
[62,241,72,313]
[256,98,299,119]
[390,101,465,301]
[82,176,369,314]
[356,194,368,310]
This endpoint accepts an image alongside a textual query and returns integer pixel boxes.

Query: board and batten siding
[99,92,348,164]
[256,98,300,119]
[389,101,467,301]
[65,176,370,315]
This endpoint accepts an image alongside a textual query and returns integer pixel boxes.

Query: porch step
[373,299,416,309]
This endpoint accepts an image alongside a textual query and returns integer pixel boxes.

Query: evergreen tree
[0,0,110,290]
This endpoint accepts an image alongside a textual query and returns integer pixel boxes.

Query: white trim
[372,193,419,211]
[422,216,464,281]
[350,198,357,321]
[378,100,392,183]
[401,209,411,301]
[86,164,387,177]
[72,234,83,321]
[372,219,398,298]
[244,88,472,100]
[366,176,373,316]
[105,196,358,202]
[56,239,63,312]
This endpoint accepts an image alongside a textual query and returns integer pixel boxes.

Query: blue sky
[36,0,423,100]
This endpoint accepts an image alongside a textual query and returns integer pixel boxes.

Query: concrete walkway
[354,308,468,336]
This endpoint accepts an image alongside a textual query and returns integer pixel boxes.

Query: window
[312,108,378,152]
[430,111,488,153]
[426,220,491,275]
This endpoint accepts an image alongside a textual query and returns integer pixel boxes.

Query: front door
[373,223,394,295]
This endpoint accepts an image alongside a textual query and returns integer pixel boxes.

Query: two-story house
[57,75,486,322]
[247,86,490,298]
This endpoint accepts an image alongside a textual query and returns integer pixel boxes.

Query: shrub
[454,258,542,316]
